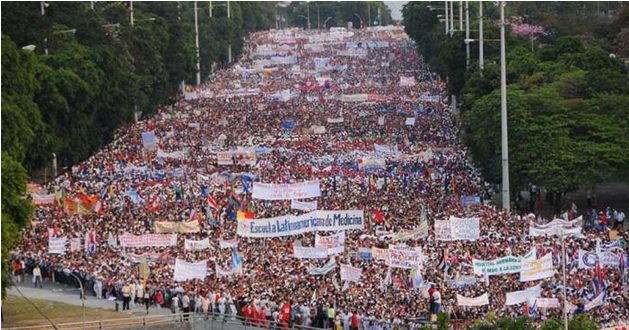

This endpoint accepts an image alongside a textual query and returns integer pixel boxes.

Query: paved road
[8,276,171,316]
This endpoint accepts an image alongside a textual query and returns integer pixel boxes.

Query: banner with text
[237,210,364,238]
[184,238,210,251]
[457,293,490,307]
[315,231,346,255]
[48,236,67,254]
[340,264,363,282]
[252,180,321,200]
[520,252,554,282]
[120,234,177,248]
[388,245,423,269]
[173,259,208,281]
[505,285,541,305]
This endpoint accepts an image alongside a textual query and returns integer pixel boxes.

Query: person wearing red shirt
[242,302,251,326]
[257,304,268,328]
[350,311,359,330]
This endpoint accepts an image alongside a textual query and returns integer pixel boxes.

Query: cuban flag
[85,231,96,256]
[207,195,219,211]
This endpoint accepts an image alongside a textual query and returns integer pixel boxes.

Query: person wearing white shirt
[129,282,137,308]
[32,265,43,288]
[218,296,226,316]
[301,304,311,326]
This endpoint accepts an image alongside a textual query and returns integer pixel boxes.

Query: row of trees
[282,1,392,30]
[403,2,629,211]
[0,1,278,297]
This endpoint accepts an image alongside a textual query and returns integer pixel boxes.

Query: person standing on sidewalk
[122,283,131,311]
[32,265,43,288]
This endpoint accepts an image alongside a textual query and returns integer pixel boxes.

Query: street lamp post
[444,1,449,35]
[561,235,569,330]
[499,1,510,212]
[354,14,363,29]
[64,269,85,330]
[479,1,484,72]
[324,16,332,30]
[130,0,134,26]
[449,1,454,35]
[194,1,201,85]
[465,1,470,68]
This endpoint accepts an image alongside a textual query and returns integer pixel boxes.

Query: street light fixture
[63,269,85,330]
[323,16,332,30]
[22,45,36,51]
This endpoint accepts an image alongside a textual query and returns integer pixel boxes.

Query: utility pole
[445,1,449,35]
[449,1,454,35]
[209,1,212,17]
[479,1,484,72]
[459,1,463,31]
[465,1,470,68]
[41,1,45,15]
[130,1,134,26]
[194,1,201,85]
[499,1,510,212]
[306,2,310,30]
[228,1,232,63]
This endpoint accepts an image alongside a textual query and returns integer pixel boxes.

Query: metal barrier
[5,312,325,330]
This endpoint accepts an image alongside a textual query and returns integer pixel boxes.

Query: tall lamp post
[499,1,510,212]
[323,16,332,30]
[64,269,85,330]
[479,1,484,72]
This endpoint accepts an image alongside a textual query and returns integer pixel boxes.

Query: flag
[207,209,218,226]
[420,201,427,223]
[232,246,241,270]
[227,205,237,221]
[374,207,385,224]
[237,211,255,220]
[92,199,103,215]
[438,249,450,273]
[85,231,96,255]
[148,194,160,213]
[229,191,242,211]
[207,195,219,210]
[189,208,200,222]
[241,176,252,193]
[594,260,603,295]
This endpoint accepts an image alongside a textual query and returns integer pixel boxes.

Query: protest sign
[253,180,321,200]
[173,259,207,281]
[457,293,489,307]
[449,216,480,240]
[157,149,183,159]
[358,248,373,260]
[393,227,427,242]
[291,200,318,211]
[142,131,157,151]
[70,238,81,252]
[578,250,621,269]
[446,276,477,288]
[216,150,256,166]
[237,210,364,238]
[308,259,337,275]
[184,238,210,251]
[154,220,200,234]
[315,231,346,255]
[340,264,362,282]
[405,118,416,126]
[435,220,453,241]
[536,298,561,309]
[520,252,554,282]
[294,246,330,259]
[388,245,422,269]
[48,236,67,254]
[119,234,177,248]
[219,239,238,249]
[472,255,522,276]
[505,285,541,305]
[400,76,416,86]
[372,247,390,263]
[460,196,481,207]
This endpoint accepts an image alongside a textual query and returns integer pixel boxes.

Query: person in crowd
[32,265,43,288]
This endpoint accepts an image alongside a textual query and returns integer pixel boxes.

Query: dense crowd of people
[12,26,628,329]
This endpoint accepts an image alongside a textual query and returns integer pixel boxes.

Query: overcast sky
[385,1,408,21]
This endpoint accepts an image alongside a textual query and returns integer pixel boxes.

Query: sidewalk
[7,276,171,316]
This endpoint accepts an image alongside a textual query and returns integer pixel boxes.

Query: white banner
[450,216,480,240]
[219,238,238,249]
[374,144,400,156]
[308,258,337,275]
[578,250,621,269]
[315,232,345,255]
[294,246,329,259]
[216,150,256,166]
[341,94,368,102]
[585,292,605,310]
[457,293,490,307]
[400,76,416,87]
[70,238,82,252]
[120,234,178,248]
[405,117,416,126]
[536,298,561,309]
[472,255,523,275]
[388,245,423,269]
[326,117,345,124]
[520,252,555,282]
[340,264,362,283]
[435,220,454,241]
[529,218,582,237]
[252,180,321,200]
[173,259,208,282]
[291,200,318,211]
[184,238,210,251]
[392,227,428,242]
[157,149,183,159]
[48,236,67,254]
[237,210,364,238]
[372,247,390,263]
[505,285,541,305]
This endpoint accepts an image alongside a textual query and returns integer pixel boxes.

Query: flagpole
[561,234,568,330]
